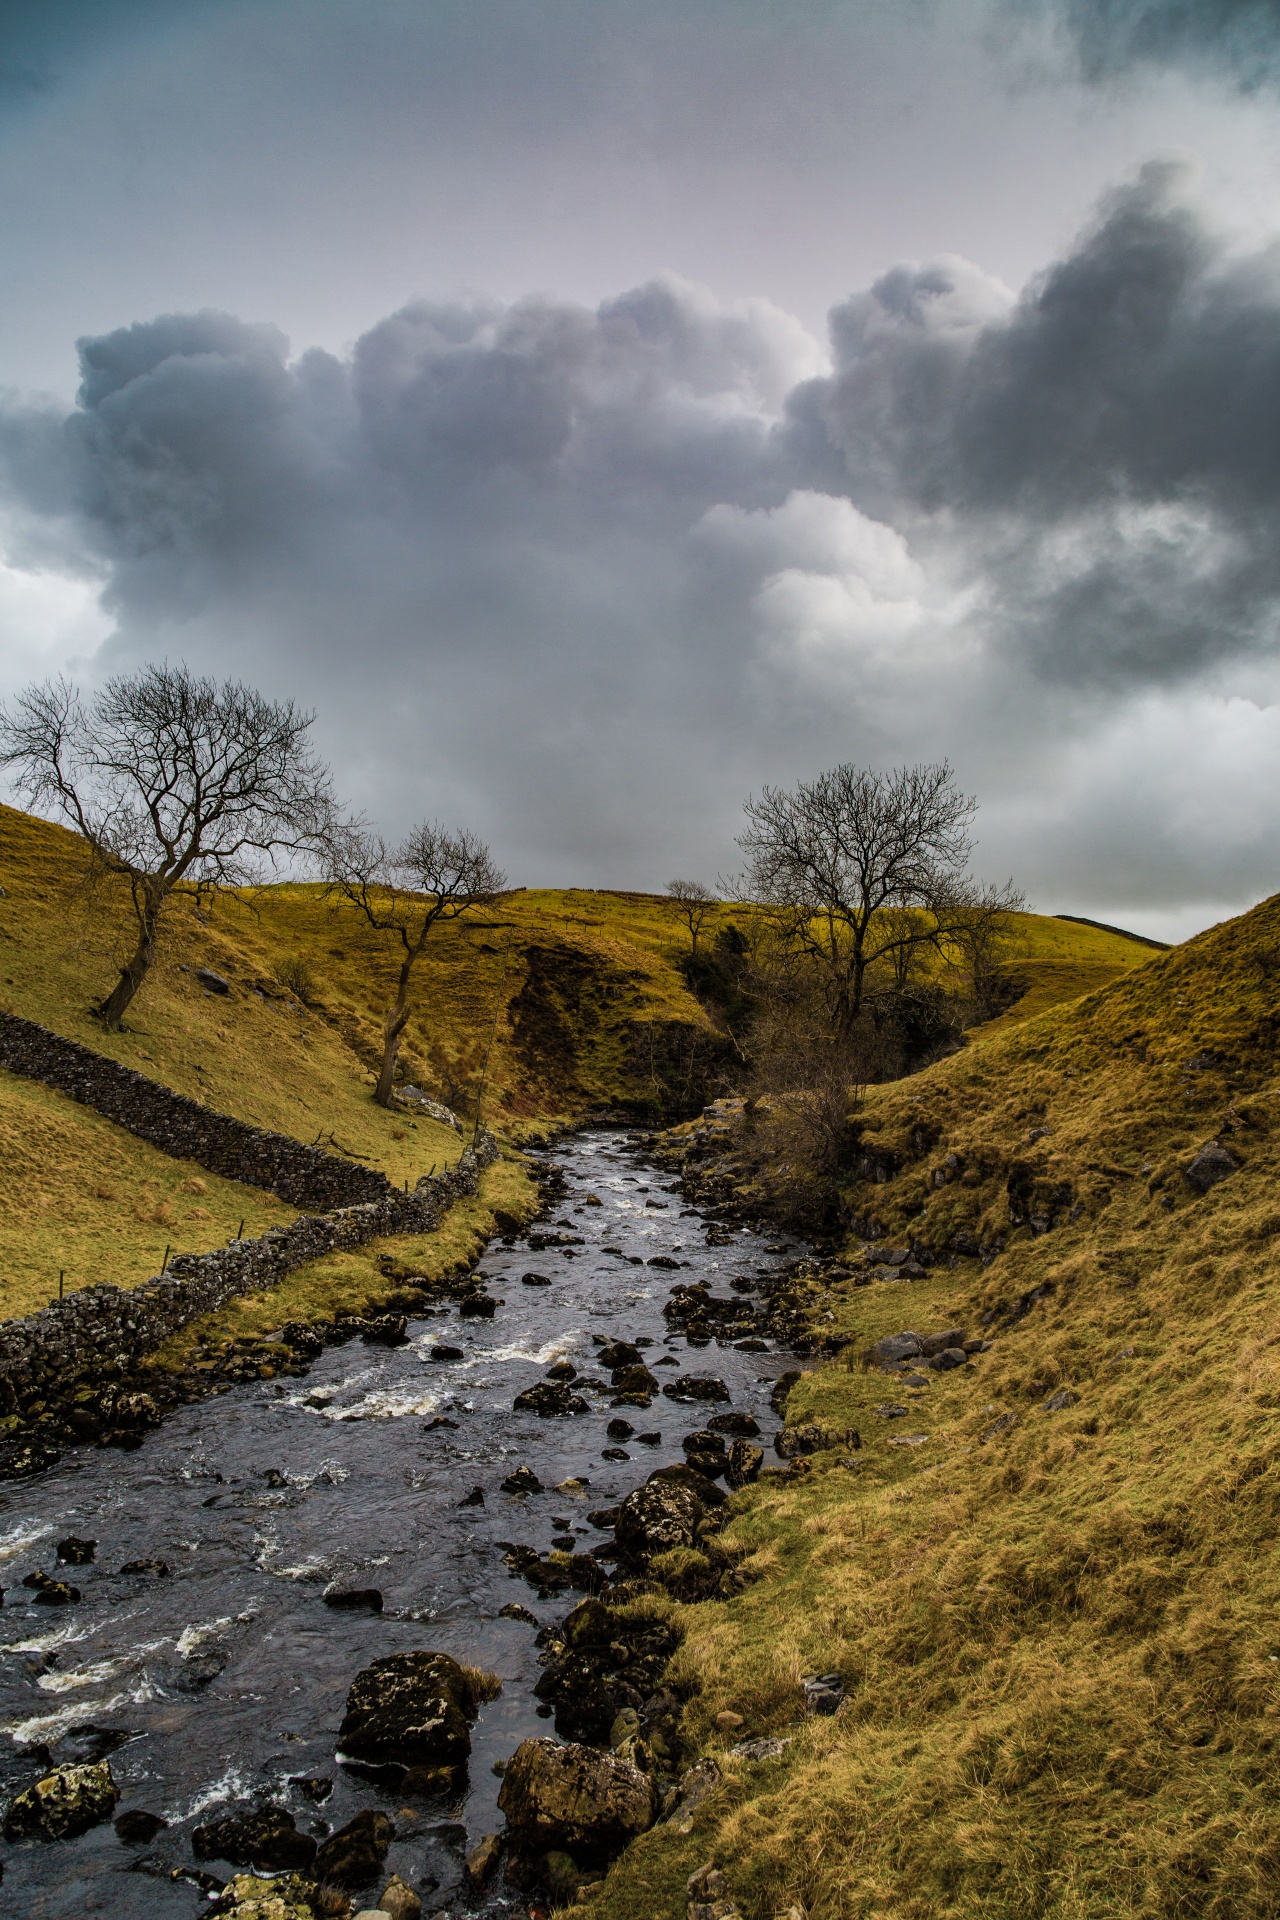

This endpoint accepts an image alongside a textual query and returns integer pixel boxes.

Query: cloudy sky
[4,0,1280,938]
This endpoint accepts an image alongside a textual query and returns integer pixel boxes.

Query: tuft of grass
[591,892,1280,1920]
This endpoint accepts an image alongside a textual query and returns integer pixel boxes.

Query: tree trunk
[375,962,415,1108]
[100,889,164,1029]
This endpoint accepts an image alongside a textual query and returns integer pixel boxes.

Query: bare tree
[326,820,506,1108]
[0,667,333,1029]
[665,878,716,955]
[736,761,1014,1039]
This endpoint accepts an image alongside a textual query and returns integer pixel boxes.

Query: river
[0,1129,804,1917]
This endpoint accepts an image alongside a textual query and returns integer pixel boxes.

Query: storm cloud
[1020,0,1280,91]
[5,162,1280,929]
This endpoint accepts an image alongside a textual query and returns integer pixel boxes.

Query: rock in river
[497,1737,656,1865]
[613,1468,722,1564]
[193,1805,317,1872]
[337,1651,496,1784]
[513,1382,589,1417]
[312,1808,395,1887]
[662,1374,730,1403]
[4,1761,119,1841]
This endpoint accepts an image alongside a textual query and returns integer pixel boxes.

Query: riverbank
[0,1128,810,1918]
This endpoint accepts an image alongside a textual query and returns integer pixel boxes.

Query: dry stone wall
[0,1138,500,1400]
[0,1008,501,1397]
[0,1010,391,1210]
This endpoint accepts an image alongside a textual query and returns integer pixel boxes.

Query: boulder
[4,1761,119,1841]
[23,1569,79,1605]
[725,1439,763,1487]
[1184,1144,1239,1194]
[918,1328,966,1357]
[513,1382,588,1417]
[362,1317,409,1347]
[323,1587,383,1612]
[465,1832,502,1887]
[114,1808,167,1845]
[56,1536,96,1565]
[662,1374,730,1403]
[707,1411,759,1437]
[502,1466,543,1495]
[337,1651,490,1778]
[611,1365,659,1396]
[598,1342,643,1370]
[497,1737,656,1865]
[614,1477,705,1562]
[193,1806,317,1872]
[925,1348,967,1372]
[313,1809,395,1888]
[872,1333,922,1368]
[208,1873,320,1919]
[379,1875,422,1920]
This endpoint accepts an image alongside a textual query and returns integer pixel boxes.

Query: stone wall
[0,1135,500,1400]
[0,1010,393,1210]
[0,1006,502,1399]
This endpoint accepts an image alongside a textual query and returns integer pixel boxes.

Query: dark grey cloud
[1017,0,1280,90]
[800,160,1280,687]
[6,165,1280,926]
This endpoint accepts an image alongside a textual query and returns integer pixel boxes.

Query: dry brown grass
[591,894,1280,1920]
[0,1069,296,1318]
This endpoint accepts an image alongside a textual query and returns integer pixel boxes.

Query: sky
[4,0,1280,939]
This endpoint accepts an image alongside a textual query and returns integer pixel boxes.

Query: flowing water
[0,1130,805,1917]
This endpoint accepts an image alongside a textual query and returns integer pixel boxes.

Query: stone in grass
[1184,1144,1239,1194]
[4,1761,118,1841]
[1043,1388,1078,1412]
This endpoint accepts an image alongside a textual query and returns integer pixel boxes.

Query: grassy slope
[0,1070,296,1319]
[597,896,1280,1920]
[0,799,1153,1319]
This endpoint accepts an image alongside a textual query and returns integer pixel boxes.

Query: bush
[273,955,319,1005]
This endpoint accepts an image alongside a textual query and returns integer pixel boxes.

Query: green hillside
[604,892,1280,1920]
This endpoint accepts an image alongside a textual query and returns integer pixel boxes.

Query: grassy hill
[0,799,1157,1317]
[604,893,1280,1920]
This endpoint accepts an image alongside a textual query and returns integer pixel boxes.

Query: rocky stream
[0,1130,810,1918]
